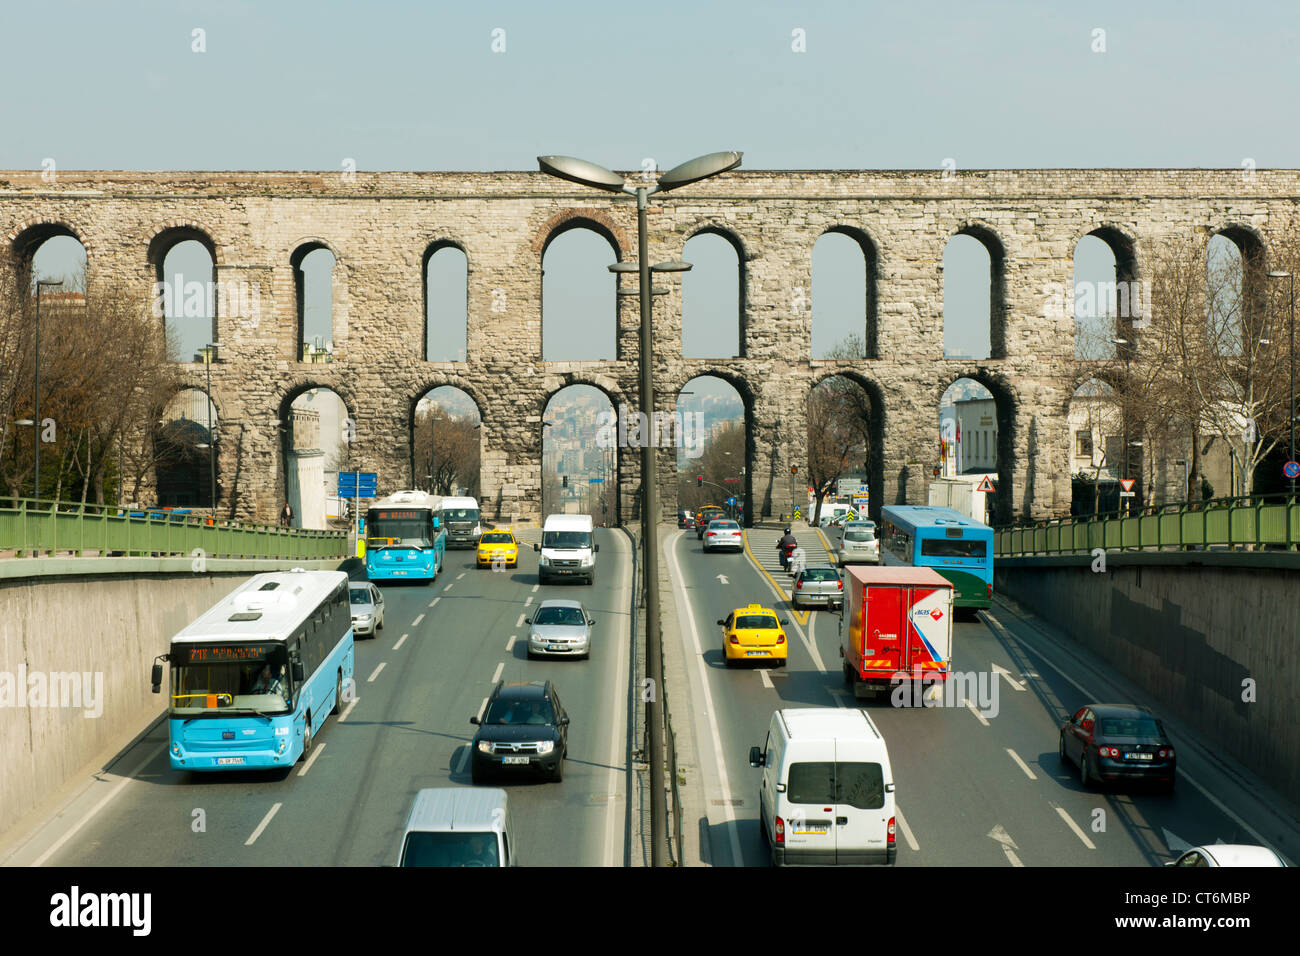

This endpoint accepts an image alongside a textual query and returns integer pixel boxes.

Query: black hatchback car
[1059,703,1176,792]
[470,681,570,783]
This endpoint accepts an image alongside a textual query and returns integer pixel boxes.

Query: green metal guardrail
[995,494,1300,557]
[0,498,349,560]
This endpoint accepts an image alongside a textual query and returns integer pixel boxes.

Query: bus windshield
[169,642,291,716]
[368,514,432,548]
[920,538,987,559]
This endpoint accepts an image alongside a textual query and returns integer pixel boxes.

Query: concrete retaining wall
[0,559,338,839]
[995,555,1300,804]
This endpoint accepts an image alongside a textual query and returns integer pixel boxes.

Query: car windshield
[443,508,479,522]
[534,606,586,626]
[800,568,839,582]
[844,530,876,542]
[542,531,591,549]
[349,588,371,605]
[485,698,556,725]
[480,533,513,544]
[735,615,779,630]
[1100,716,1163,737]
[401,831,500,867]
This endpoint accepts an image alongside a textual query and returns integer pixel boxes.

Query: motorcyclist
[776,527,798,569]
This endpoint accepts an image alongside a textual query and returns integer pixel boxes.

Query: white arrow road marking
[298,742,326,777]
[716,574,729,585]
[1052,804,1096,849]
[246,803,282,846]
[992,662,1026,691]
[366,663,385,682]
[895,805,920,852]
[759,669,774,689]
[393,633,409,651]
[1006,748,1038,780]
[988,824,1023,866]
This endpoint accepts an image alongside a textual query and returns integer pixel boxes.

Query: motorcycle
[776,538,798,571]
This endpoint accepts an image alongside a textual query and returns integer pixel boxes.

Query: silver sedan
[703,519,744,552]
[791,566,844,609]
[526,600,595,660]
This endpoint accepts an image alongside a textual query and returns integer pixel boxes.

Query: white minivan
[396,787,515,867]
[534,513,598,585]
[748,708,897,866]
[440,496,482,549]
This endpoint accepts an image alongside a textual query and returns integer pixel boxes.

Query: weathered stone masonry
[3,169,1297,525]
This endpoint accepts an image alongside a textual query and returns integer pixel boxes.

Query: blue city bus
[152,569,355,770]
[878,505,993,610]
[365,491,447,583]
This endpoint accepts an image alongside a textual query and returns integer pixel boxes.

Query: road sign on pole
[1284,461,1300,480]
[975,475,996,494]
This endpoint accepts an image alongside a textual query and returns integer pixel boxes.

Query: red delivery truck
[839,565,954,699]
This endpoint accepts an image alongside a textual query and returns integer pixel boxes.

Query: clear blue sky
[9,1,1296,417]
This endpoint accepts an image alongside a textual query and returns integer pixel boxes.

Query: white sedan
[1166,844,1286,867]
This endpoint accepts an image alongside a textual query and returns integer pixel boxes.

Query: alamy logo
[49,886,151,936]
[595,405,705,458]
[0,667,103,718]
[152,277,261,320]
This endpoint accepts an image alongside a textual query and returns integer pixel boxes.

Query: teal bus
[366,490,447,583]
[878,505,993,610]
[152,569,355,770]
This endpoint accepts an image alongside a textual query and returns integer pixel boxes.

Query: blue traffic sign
[1285,461,1300,480]
[589,477,605,484]
[727,496,736,506]
[338,471,378,496]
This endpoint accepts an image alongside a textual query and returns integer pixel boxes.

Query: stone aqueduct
[3,169,1298,526]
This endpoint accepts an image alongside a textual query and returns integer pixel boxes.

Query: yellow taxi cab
[717,604,789,667]
[476,529,519,569]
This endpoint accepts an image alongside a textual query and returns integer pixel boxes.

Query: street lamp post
[539,151,741,866]
[1268,271,1296,497]
[199,344,218,510]
[31,279,62,501]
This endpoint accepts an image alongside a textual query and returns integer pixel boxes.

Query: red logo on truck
[930,608,943,621]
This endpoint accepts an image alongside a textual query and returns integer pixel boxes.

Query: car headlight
[535,740,555,755]
[528,631,540,643]
[581,555,594,566]
[477,741,494,754]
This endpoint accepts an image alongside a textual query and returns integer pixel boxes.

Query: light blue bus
[152,569,354,770]
[879,505,993,610]
[365,490,447,583]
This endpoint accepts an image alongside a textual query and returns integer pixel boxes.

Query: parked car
[470,681,570,783]
[792,565,844,609]
[1059,703,1175,792]
[349,582,385,637]
[526,599,595,659]
[1166,845,1286,867]
[703,519,744,553]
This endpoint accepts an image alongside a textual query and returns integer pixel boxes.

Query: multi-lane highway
[667,524,1300,867]
[6,529,633,867]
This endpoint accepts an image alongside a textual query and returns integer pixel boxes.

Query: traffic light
[791,465,798,475]
[562,476,568,489]
[697,475,703,487]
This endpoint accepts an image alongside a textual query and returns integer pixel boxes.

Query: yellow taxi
[476,529,519,569]
[716,604,789,667]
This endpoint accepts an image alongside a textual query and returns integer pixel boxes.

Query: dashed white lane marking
[367,663,386,682]
[298,742,326,777]
[1053,804,1097,849]
[759,669,774,689]
[895,805,920,852]
[33,744,161,866]
[524,595,533,606]
[454,746,470,775]
[444,584,454,592]
[1007,748,1037,780]
[428,598,440,608]
[393,633,409,651]
[245,803,283,846]
[516,614,526,627]
[965,699,989,727]
[506,634,517,651]
[477,697,489,718]
[531,584,540,593]
[338,697,360,722]
[457,572,466,580]
[491,661,504,684]
[412,613,425,627]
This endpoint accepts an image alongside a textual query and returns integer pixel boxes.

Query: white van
[440,496,482,549]
[534,513,598,585]
[396,787,515,867]
[748,708,897,866]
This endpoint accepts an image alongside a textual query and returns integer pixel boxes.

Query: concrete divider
[0,559,339,841]
[995,552,1300,804]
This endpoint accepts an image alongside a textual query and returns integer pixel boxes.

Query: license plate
[746,651,766,657]
[548,645,567,651]
[502,756,529,765]
[1125,752,1153,760]
[796,824,830,834]
[394,570,406,575]
[216,757,245,765]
